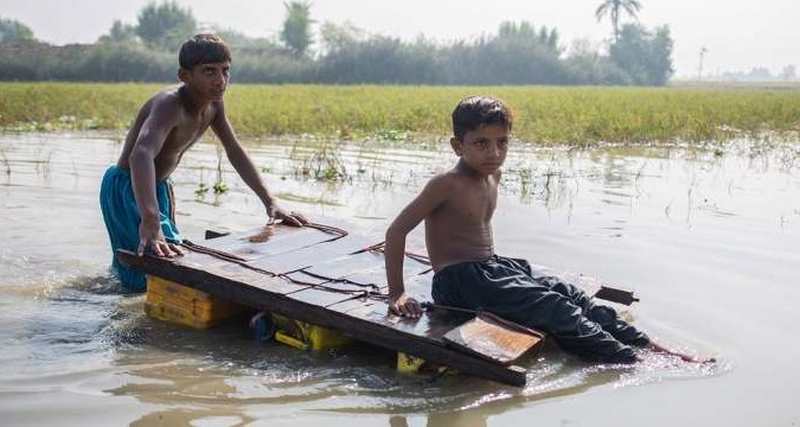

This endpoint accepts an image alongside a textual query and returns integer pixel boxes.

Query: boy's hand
[389,293,424,318]
[269,205,309,227]
[137,219,183,258]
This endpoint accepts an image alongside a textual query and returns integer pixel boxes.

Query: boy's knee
[587,305,617,325]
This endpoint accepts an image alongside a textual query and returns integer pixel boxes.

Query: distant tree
[497,21,562,56]
[318,34,441,84]
[564,38,631,85]
[747,67,773,81]
[780,65,797,81]
[319,21,363,55]
[609,24,673,85]
[0,17,34,42]
[280,1,315,56]
[192,25,278,51]
[204,26,249,47]
[595,0,642,42]
[136,1,197,50]
[98,20,137,44]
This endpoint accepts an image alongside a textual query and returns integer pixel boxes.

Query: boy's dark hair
[179,33,232,70]
[451,96,513,140]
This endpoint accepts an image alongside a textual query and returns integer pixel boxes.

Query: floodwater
[0,133,798,426]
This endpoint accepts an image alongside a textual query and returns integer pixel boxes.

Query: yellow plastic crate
[270,313,352,351]
[396,352,453,375]
[397,352,426,373]
[144,275,244,329]
[144,300,217,329]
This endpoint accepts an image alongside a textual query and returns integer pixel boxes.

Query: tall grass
[1,82,799,144]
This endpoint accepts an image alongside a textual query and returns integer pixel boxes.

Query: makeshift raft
[118,220,637,387]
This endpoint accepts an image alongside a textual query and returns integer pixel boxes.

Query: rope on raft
[179,221,389,299]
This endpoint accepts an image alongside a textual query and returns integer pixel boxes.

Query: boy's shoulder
[425,167,501,189]
[137,86,183,120]
[425,169,461,192]
[142,85,223,125]
[152,86,186,111]
[151,85,224,119]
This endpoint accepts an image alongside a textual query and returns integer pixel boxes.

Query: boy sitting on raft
[385,95,704,363]
[100,34,306,292]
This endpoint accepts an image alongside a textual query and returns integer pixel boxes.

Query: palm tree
[595,0,642,42]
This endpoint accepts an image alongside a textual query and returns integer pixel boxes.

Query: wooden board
[194,224,343,261]
[442,314,545,365]
[246,234,374,274]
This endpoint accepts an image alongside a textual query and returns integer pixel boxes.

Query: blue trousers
[432,255,649,363]
[99,166,181,292]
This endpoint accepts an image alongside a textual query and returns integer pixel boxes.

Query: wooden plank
[328,298,473,342]
[246,234,374,274]
[284,286,363,308]
[303,251,385,278]
[116,249,527,386]
[304,251,429,286]
[593,286,639,305]
[195,224,304,250]
[195,225,342,261]
[442,314,545,365]
[173,249,309,295]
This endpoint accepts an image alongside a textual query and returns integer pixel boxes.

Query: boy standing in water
[385,96,702,363]
[100,34,306,291]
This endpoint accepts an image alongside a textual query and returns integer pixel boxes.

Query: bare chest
[160,114,214,158]
[441,185,497,225]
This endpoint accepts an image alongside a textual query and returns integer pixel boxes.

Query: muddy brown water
[0,133,798,426]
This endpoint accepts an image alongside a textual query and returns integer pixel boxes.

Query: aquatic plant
[0,148,10,176]
[213,144,228,194]
[295,142,348,182]
[195,182,209,196]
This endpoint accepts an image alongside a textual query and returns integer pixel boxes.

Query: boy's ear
[178,67,191,83]
[450,137,463,156]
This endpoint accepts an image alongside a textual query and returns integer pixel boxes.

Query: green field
[1,82,799,144]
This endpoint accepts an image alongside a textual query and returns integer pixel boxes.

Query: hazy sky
[1,0,797,77]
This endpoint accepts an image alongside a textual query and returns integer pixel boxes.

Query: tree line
[0,1,674,86]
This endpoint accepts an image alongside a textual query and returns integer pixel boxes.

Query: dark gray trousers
[432,255,649,363]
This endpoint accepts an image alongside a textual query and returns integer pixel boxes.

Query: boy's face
[180,61,231,101]
[451,124,509,176]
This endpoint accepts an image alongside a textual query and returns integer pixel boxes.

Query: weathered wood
[246,234,374,274]
[328,298,472,342]
[303,251,385,279]
[196,225,343,261]
[117,249,528,386]
[443,314,545,365]
[594,286,639,305]
[204,230,230,240]
[284,286,362,308]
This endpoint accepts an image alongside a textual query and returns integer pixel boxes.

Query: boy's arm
[385,175,450,318]
[129,97,182,257]
[211,101,307,226]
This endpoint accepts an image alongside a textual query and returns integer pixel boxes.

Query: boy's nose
[488,143,502,158]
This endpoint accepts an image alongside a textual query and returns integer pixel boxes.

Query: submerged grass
[2,82,800,144]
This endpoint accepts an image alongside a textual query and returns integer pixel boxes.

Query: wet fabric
[99,165,181,292]
[432,255,649,363]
